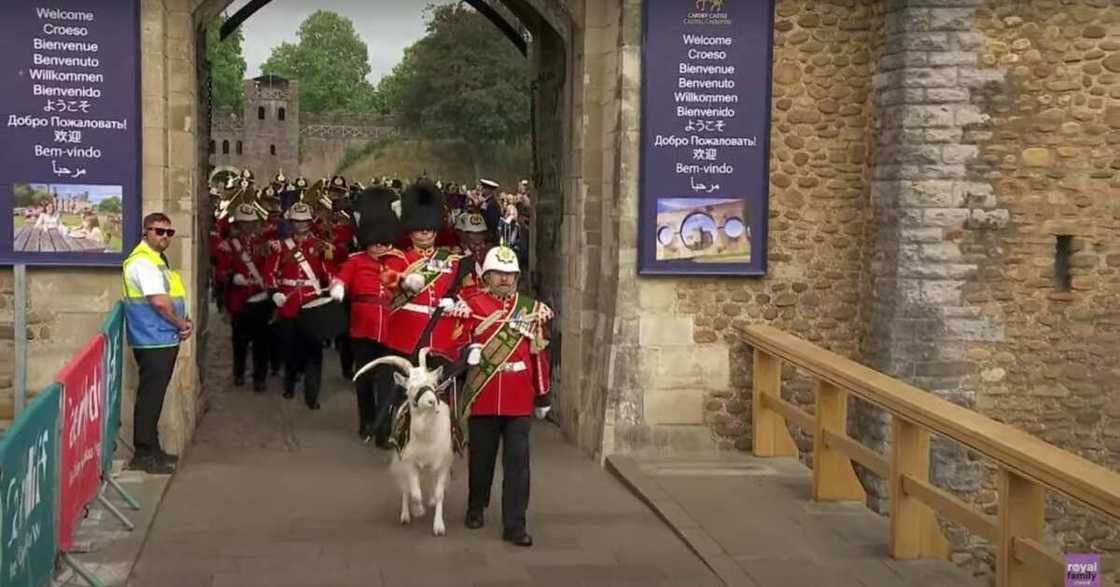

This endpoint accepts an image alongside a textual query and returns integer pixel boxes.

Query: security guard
[122,212,192,474]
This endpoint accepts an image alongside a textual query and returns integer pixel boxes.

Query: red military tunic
[261,214,281,241]
[215,233,270,314]
[264,236,333,319]
[331,220,356,254]
[334,249,408,341]
[385,247,467,360]
[208,217,230,284]
[456,291,552,417]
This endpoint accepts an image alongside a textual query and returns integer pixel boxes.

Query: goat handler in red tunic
[453,245,552,548]
[384,181,472,367]
[329,186,408,446]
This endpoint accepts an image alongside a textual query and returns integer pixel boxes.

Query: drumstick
[409,255,475,363]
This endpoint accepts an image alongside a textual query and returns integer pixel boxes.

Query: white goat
[354,348,454,536]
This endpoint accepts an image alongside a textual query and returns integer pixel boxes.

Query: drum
[297,296,348,341]
[242,297,274,326]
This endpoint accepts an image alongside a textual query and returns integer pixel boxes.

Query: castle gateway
[0,0,1117,568]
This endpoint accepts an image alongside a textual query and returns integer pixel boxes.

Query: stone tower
[240,74,300,180]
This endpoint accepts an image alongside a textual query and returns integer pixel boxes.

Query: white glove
[272,292,288,307]
[403,273,425,293]
[231,273,249,287]
[329,281,345,302]
[438,297,455,311]
[534,406,551,420]
[466,345,482,366]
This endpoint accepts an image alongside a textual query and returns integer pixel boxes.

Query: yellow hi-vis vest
[122,241,187,348]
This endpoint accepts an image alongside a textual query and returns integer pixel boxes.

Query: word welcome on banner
[638,0,775,275]
[0,384,60,587]
[100,304,124,474]
[0,0,142,266]
[56,335,104,552]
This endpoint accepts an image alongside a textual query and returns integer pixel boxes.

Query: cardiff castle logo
[693,0,727,10]
[687,0,731,25]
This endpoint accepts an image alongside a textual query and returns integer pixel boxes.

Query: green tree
[380,5,530,145]
[97,197,122,213]
[206,16,247,111]
[13,184,47,208]
[262,11,379,114]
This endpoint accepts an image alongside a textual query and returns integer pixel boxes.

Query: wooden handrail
[747,325,1120,587]
[745,325,1120,521]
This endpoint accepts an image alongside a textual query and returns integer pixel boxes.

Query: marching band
[206,170,546,438]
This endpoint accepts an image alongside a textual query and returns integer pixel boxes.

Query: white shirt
[125,256,167,296]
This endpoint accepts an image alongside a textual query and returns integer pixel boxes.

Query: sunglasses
[147,227,176,237]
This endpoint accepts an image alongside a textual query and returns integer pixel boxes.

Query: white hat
[520,179,529,186]
[482,246,519,275]
[479,179,499,189]
[454,212,488,233]
[285,202,314,221]
[233,203,258,223]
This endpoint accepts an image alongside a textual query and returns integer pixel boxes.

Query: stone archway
[185,0,628,457]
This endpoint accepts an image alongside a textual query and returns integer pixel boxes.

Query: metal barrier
[0,302,137,587]
[746,325,1120,587]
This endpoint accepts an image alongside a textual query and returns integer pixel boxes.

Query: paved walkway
[607,453,986,587]
[126,326,721,587]
[119,317,988,587]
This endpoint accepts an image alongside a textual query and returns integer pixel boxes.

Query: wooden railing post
[889,417,948,560]
[813,380,866,502]
[752,349,796,457]
[997,469,1046,587]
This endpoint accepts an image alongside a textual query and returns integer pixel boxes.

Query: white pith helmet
[285,202,314,221]
[482,246,519,275]
[454,212,487,233]
[233,203,258,223]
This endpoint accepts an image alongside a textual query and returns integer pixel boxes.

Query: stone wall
[964,0,1120,571]
[689,0,885,453]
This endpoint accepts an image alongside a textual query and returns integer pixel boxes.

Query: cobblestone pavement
[126,318,722,587]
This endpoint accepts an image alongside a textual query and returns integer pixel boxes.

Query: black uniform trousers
[232,300,271,383]
[132,345,179,457]
[468,415,532,536]
[352,339,393,438]
[278,318,323,405]
[268,320,284,374]
[335,302,354,377]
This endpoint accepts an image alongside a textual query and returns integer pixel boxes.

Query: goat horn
[418,347,430,371]
[352,355,413,382]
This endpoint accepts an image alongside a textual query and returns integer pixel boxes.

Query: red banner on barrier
[56,334,105,551]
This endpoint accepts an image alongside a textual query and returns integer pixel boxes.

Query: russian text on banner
[0,384,60,587]
[56,335,105,552]
[100,303,124,474]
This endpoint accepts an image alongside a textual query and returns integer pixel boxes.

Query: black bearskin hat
[354,187,401,247]
[401,180,444,232]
